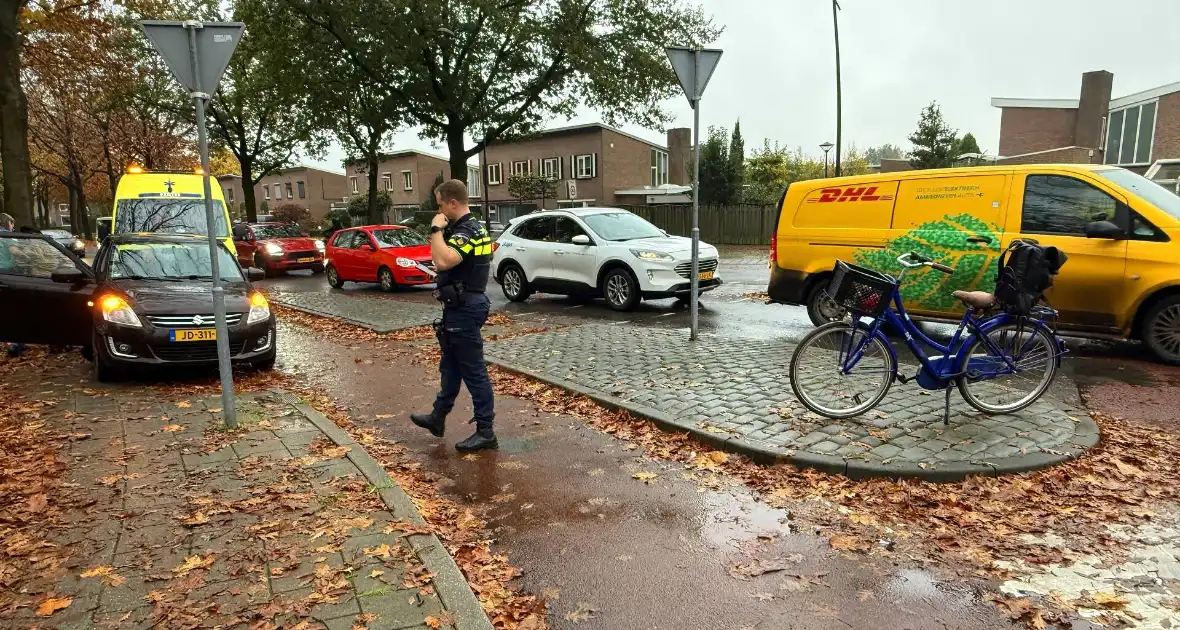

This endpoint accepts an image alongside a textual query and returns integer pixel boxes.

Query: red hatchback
[232,222,325,276]
[324,225,435,291]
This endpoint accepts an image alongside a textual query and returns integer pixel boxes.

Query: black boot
[455,425,497,452]
[409,412,445,437]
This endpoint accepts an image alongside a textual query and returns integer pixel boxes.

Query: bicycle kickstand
[942,385,953,426]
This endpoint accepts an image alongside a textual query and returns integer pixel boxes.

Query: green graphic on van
[853,213,1001,312]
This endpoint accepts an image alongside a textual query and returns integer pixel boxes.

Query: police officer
[409,179,497,451]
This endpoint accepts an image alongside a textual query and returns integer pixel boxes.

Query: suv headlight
[630,249,674,261]
[99,295,142,327]
[264,242,284,256]
[314,239,325,250]
[247,292,271,324]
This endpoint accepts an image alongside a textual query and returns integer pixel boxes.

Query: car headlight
[246,291,271,324]
[264,242,284,256]
[395,257,416,268]
[99,295,142,328]
[314,239,325,250]
[630,249,674,261]
[73,239,84,249]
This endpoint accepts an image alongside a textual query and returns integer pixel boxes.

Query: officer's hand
[431,213,448,229]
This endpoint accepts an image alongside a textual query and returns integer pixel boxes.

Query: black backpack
[993,240,1068,315]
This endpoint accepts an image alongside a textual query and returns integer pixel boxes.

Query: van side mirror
[1084,220,1123,240]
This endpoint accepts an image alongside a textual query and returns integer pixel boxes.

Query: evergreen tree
[727,120,745,202]
[952,132,981,157]
[907,102,957,169]
[697,125,730,205]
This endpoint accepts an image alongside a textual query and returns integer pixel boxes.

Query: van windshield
[1095,168,1180,220]
[114,198,229,237]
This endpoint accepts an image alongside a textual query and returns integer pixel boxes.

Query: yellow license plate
[297,257,315,263]
[699,271,715,280]
[171,329,216,342]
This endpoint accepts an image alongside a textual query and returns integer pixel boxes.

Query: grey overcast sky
[307,0,1180,172]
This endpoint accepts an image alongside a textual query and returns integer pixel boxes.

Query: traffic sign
[141,21,244,94]
[665,47,722,102]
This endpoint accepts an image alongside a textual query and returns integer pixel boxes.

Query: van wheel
[1142,295,1180,365]
[805,281,846,327]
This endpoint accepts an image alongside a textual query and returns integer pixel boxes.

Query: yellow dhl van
[101,167,236,255]
[767,164,1180,363]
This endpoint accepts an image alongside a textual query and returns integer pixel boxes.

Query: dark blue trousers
[432,293,495,429]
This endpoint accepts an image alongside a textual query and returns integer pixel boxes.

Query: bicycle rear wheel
[957,322,1058,415]
[790,322,895,419]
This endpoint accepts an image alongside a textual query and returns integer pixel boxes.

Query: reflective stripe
[460,243,474,254]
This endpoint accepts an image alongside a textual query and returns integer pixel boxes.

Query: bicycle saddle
[952,290,996,310]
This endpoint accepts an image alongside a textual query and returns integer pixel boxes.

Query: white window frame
[285,182,293,199]
[487,163,503,185]
[511,160,529,176]
[1104,100,1158,167]
[650,149,669,187]
[402,170,413,191]
[381,173,392,191]
[540,157,560,180]
[226,188,234,204]
[575,154,595,179]
[350,176,359,194]
[297,180,306,199]
[263,186,270,200]
[273,184,282,200]
[467,166,482,197]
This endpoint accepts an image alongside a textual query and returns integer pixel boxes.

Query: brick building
[218,166,350,222]
[343,150,483,220]
[478,123,691,225]
[991,71,1180,192]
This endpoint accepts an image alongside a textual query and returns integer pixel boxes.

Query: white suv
[491,208,721,311]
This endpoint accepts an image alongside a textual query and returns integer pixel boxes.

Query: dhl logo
[806,186,894,203]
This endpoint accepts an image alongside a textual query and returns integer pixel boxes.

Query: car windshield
[581,212,665,241]
[1095,168,1180,220]
[108,242,242,281]
[252,224,303,239]
[371,228,427,248]
[114,198,229,237]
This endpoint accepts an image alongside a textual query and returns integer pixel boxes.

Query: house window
[285,182,293,199]
[511,160,529,176]
[350,176,359,194]
[263,186,270,200]
[487,163,502,185]
[467,166,482,197]
[381,173,392,191]
[402,170,413,191]
[273,184,281,200]
[1105,101,1157,166]
[540,157,560,180]
[297,181,306,199]
[1021,175,1117,236]
[651,149,669,186]
[575,154,595,179]
[225,188,234,204]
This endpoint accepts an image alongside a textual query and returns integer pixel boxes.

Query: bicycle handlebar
[897,252,954,275]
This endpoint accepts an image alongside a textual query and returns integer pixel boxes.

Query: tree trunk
[240,155,258,222]
[446,124,468,181]
[70,169,91,239]
[366,152,381,226]
[0,0,34,229]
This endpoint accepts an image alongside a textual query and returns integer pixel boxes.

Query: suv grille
[147,314,243,328]
[151,340,247,362]
[675,258,719,279]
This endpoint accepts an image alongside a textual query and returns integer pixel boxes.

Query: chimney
[1075,70,1113,160]
[666,128,691,186]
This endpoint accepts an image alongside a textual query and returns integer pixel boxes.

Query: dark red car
[324,225,434,291]
[232,222,325,277]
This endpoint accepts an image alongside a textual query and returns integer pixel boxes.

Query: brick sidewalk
[271,292,441,333]
[486,324,1099,481]
[5,381,490,630]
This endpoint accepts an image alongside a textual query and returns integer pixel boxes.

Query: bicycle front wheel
[790,322,895,419]
[957,322,1058,415]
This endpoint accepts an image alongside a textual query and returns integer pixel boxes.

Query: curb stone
[270,390,494,630]
[484,358,1102,483]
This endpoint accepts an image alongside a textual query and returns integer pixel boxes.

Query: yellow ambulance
[767,164,1180,363]
[101,167,236,255]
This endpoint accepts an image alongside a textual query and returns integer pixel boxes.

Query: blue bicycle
[789,252,1067,423]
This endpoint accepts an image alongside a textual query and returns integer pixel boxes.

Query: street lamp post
[820,141,834,178]
[832,0,843,177]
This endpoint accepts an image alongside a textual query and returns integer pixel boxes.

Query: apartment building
[991,71,1180,192]
[343,150,483,220]
[478,123,692,224]
[218,166,350,222]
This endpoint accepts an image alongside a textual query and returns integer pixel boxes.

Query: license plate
[699,271,715,280]
[171,329,216,342]
[297,257,315,263]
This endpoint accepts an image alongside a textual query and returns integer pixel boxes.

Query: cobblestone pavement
[486,324,1099,480]
[271,291,442,333]
[7,379,488,630]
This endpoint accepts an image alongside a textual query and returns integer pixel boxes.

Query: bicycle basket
[826,260,895,317]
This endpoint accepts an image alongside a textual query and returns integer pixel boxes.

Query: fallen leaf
[424,616,441,629]
[176,401,191,408]
[632,471,658,481]
[369,569,384,578]
[173,554,215,576]
[374,414,394,419]
[36,597,71,616]
[162,424,184,432]
[564,603,597,623]
[364,544,393,559]
[1092,592,1130,609]
[81,566,126,586]
[27,493,48,513]
[829,535,869,551]
[181,512,210,526]
[707,451,729,464]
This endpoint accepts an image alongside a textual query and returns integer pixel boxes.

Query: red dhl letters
[807,186,895,203]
